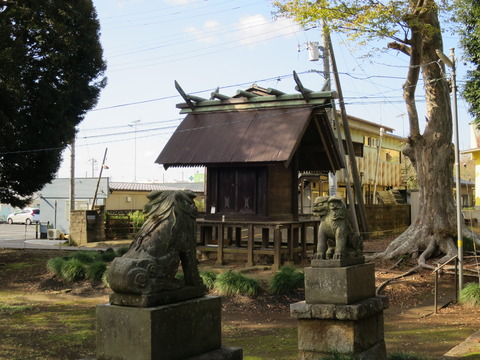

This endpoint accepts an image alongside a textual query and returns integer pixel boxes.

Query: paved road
[0,223,68,249]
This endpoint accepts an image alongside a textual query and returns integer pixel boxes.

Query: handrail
[432,255,458,273]
[432,255,458,314]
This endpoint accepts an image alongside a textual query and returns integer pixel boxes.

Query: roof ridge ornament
[293,70,313,103]
[175,80,208,112]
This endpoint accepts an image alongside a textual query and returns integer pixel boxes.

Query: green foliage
[463,236,476,253]
[85,261,107,282]
[268,266,304,295]
[70,251,101,264]
[47,249,120,283]
[102,269,110,287]
[116,246,129,257]
[457,0,480,123]
[60,259,86,283]
[0,0,106,207]
[130,210,145,231]
[194,199,205,212]
[46,257,66,278]
[100,248,117,262]
[459,282,480,307]
[388,351,428,360]
[317,352,427,360]
[214,270,261,296]
[200,270,217,290]
[317,352,357,360]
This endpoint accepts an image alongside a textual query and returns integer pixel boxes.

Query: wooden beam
[174,80,195,111]
[293,71,313,102]
[236,90,259,98]
[266,88,286,96]
[210,91,231,100]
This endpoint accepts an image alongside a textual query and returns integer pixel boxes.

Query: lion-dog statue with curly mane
[312,195,363,260]
[107,190,205,306]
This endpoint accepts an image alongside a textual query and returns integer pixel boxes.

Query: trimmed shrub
[214,270,261,296]
[200,270,217,290]
[459,282,480,307]
[61,259,86,283]
[268,266,304,295]
[85,261,107,282]
[46,257,66,277]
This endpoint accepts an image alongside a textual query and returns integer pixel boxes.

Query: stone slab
[311,256,365,268]
[96,296,221,360]
[304,262,375,304]
[290,296,388,320]
[109,285,207,307]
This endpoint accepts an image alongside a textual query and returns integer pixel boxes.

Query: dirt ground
[1,240,480,359]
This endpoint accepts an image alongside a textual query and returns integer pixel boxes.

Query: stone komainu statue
[312,195,363,260]
[107,190,203,295]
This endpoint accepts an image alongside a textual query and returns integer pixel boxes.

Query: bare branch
[388,41,411,56]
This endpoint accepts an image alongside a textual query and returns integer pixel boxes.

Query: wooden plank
[273,226,282,271]
[216,224,224,265]
[247,224,254,267]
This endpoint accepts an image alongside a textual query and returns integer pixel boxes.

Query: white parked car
[7,208,40,225]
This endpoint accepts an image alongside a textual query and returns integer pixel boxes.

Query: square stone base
[96,296,222,360]
[305,262,375,304]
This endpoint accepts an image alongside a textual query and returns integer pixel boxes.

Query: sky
[55,0,474,183]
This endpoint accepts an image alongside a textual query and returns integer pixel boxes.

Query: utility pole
[436,48,463,291]
[321,22,360,236]
[326,33,369,236]
[69,137,75,211]
[91,148,108,210]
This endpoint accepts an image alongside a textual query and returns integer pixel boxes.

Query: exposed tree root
[376,265,421,296]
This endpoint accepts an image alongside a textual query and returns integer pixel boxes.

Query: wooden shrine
[155,76,344,268]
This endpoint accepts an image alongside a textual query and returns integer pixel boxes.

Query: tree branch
[388,41,411,56]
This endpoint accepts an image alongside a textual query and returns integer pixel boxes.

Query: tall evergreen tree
[0,0,106,207]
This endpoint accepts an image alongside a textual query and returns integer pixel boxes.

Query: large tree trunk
[378,1,459,265]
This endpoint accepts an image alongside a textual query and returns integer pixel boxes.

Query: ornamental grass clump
[200,270,217,290]
[100,248,117,262]
[214,270,261,296]
[116,246,129,257]
[47,249,123,284]
[85,261,107,282]
[60,258,86,283]
[46,257,66,277]
[70,250,101,264]
[268,266,304,295]
[459,282,480,307]
[388,351,428,360]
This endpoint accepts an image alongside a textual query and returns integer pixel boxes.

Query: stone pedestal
[97,296,242,360]
[291,259,388,360]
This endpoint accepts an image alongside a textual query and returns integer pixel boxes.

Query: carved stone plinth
[292,260,388,360]
[97,296,242,360]
[304,261,375,305]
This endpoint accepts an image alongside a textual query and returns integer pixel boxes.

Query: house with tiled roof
[105,181,205,211]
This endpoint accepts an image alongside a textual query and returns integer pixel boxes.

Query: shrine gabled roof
[155,105,344,172]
